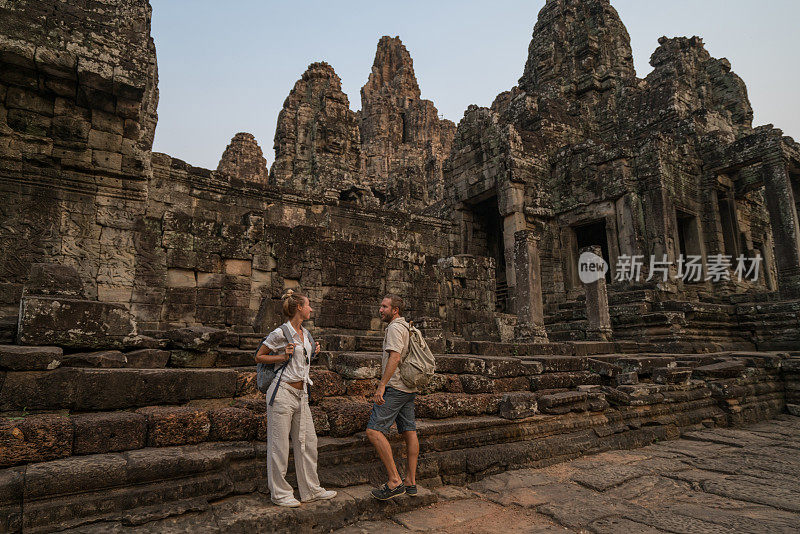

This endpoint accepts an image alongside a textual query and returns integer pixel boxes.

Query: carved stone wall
[0,0,158,327]
[138,153,454,335]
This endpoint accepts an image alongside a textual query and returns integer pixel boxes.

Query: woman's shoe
[405,484,417,497]
[271,497,302,507]
[302,490,337,502]
[371,482,406,501]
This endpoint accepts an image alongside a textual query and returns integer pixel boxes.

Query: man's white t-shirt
[382,317,415,393]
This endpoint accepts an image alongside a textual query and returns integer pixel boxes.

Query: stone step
[2,364,788,532]
[0,367,247,412]
[64,485,438,534]
[0,317,16,344]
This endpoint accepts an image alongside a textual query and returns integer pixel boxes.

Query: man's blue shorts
[366,386,417,434]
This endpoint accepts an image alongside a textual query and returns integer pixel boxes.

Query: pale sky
[150,0,800,170]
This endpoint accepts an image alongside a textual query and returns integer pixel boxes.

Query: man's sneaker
[271,497,301,508]
[302,490,337,503]
[405,484,418,497]
[371,482,406,501]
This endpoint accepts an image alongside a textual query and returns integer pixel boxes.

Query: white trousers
[266,380,325,502]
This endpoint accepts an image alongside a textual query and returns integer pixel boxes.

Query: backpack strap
[304,328,317,397]
[268,324,295,407]
[268,361,289,406]
[307,331,317,358]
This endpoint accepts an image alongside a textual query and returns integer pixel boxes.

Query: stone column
[513,230,548,342]
[762,150,800,298]
[581,245,613,341]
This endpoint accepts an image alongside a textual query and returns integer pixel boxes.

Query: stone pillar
[503,211,526,312]
[581,245,613,341]
[762,150,800,298]
[513,230,548,342]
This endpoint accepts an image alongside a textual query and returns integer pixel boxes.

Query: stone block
[23,263,85,298]
[482,356,530,377]
[613,371,639,386]
[87,128,122,151]
[415,393,502,419]
[529,356,588,372]
[215,348,254,367]
[208,408,259,441]
[346,379,379,399]
[164,326,226,351]
[652,367,692,385]
[529,372,601,391]
[498,392,538,419]
[0,346,62,371]
[320,397,371,437]
[124,349,170,368]
[169,350,218,368]
[538,391,589,415]
[0,414,72,467]
[459,374,495,394]
[692,361,746,379]
[71,412,146,455]
[308,369,347,404]
[614,356,676,375]
[0,369,80,411]
[587,358,623,377]
[435,355,485,374]
[61,350,127,368]
[310,406,329,435]
[236,371,257,396]
[328,353,381,379]
[493,376,531,392]
[223,259,252,276]
[92,149,122,170]
[136,406,211,447]
[17,297,137,350]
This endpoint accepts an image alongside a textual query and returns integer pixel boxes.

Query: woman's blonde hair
[281,289,307,318]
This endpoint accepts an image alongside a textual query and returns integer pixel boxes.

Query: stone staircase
[1,332,795,532]
[544,288,757,351]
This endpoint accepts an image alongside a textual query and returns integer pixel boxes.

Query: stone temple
[0,0,799,531]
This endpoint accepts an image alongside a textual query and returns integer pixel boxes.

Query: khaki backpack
[398,321,436,389]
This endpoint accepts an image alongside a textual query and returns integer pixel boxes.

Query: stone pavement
[335,415,800,533]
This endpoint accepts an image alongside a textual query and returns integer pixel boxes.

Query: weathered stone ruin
[216,132,269,185]
[0,0,799,531]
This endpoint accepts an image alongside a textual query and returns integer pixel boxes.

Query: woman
[255,289,336,507]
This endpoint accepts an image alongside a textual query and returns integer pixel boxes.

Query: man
[366,294,419,500]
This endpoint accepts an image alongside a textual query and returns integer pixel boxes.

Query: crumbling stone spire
[271,62,362,196]
[216,132,269,184]
[362,36,421,106]
[519,0,635,98]
[646,36,753,138]
[360,36,455,210]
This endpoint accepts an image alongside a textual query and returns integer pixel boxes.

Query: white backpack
[398,321,436,389]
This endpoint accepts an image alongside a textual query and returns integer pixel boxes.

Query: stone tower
[270,62,362,199]
[216,132,269,184]
[360,36,455,211]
